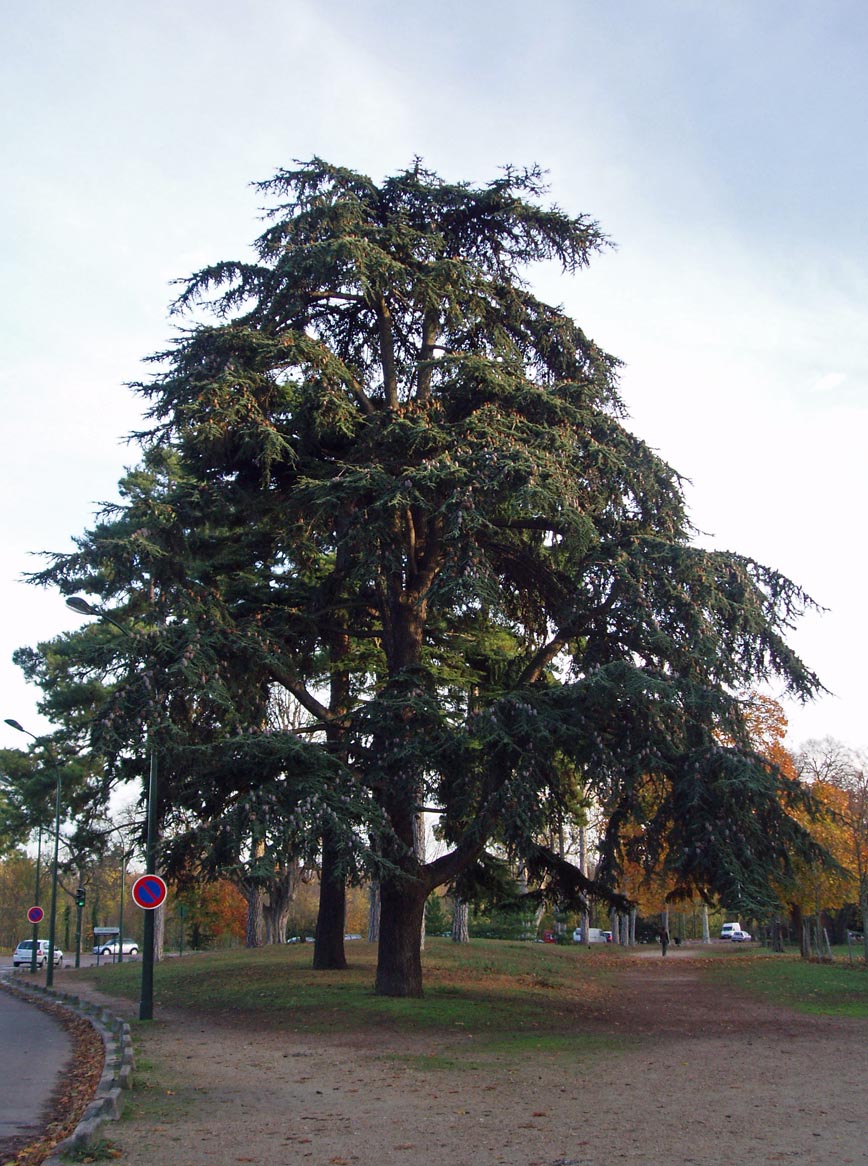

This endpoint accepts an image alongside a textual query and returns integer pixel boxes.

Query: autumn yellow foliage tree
[795,738,868,961]
[613,695,836,948]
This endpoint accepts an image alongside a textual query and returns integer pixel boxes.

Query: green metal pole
[46,765,62,988]
[74,885,83,969]
[64,599,160,1020]
[139,746,158,1020]
[31,824,42,974]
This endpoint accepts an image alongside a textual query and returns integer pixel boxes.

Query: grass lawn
[707,947,868,1017]
[66,936,868,1043]
[69,937,635,1059]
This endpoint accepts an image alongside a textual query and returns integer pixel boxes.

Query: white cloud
[812,372,847,395]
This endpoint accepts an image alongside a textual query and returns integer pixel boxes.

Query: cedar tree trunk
[313,830,347,969]
[375,872,428,997]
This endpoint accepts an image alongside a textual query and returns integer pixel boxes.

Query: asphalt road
[0,983,72,1154]
[1,950,133,973]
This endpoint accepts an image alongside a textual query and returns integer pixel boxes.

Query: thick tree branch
[416,309,439,402]
[376,297,399,408]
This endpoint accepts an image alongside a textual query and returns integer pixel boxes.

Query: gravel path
[49,950,868,1166]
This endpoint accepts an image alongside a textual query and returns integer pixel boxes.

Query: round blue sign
[131,874,168,910]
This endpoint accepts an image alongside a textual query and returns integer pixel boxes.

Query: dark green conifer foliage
[29,160,825,996]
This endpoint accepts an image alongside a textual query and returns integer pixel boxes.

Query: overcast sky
[2,0,866,755]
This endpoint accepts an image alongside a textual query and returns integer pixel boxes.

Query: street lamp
[66,596,159,1020]
[4,719,62,988]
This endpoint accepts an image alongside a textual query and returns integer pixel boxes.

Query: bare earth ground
[55,949,868,1166]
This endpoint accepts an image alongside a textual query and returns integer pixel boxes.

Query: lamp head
[66,596,99,616]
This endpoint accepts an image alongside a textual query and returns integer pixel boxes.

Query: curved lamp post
[4,719,62,987]
[66,597,159,1020]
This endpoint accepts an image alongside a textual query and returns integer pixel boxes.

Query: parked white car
[730,929,752,942]
[92,938,139,957]
[13,939,63,968]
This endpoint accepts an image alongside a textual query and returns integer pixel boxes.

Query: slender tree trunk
[264,861,302,945]
[375,873,427,996]
[415,812,427,952]
[155,900,165,961]
[368,882,381,943]
[771,913,784,953]
[451,897,469,943]
[701,903,710,944]
[578,829,591,947]
[314,830,347,970]
[800,918,810,959]
[245,885,265,947]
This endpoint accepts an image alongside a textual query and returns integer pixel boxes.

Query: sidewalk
[0,985,71,1159]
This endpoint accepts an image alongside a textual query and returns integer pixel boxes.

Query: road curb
[2,974,135,1160]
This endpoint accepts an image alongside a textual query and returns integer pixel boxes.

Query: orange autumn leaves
[614,695,860,917]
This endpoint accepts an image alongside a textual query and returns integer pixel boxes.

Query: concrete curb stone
[3,972,135,1161]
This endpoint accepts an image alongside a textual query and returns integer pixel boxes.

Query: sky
[2,0,867,757]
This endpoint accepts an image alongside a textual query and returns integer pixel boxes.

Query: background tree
[170,879,247,951]
[25,159,829,997]
[796,738,868,961]
[0,853,40,948]
[424,892,449,937]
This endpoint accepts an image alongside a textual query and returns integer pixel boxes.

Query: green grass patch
[68,937,623,1059]
[709,950,868,1017]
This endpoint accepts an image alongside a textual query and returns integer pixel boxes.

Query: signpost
[93,925,120,965]
[131,874,168,911]
[27,905,45,925]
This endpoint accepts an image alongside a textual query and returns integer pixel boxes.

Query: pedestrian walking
[660,928,670,956]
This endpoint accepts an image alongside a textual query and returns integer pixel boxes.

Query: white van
[573,927,607,943]
[719,922,742,940]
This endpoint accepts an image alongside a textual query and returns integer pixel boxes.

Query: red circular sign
[27,905,45,924]
[131,874,168,910]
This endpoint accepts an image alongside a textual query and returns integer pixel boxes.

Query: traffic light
[75,886,86,909]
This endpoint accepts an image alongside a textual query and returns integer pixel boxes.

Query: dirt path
[65,951,868,1166]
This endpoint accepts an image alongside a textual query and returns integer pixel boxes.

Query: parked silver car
[12,939,64,968]
[91,938,139,957]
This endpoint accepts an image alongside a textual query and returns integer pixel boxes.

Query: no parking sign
[131,874,168,910]
[27,905,44,924]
